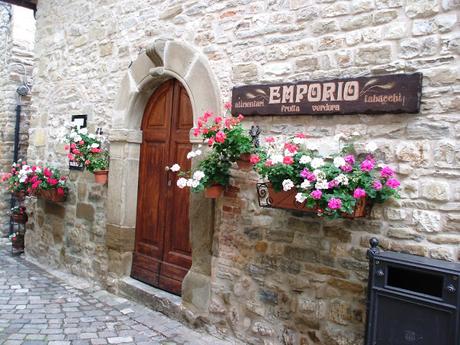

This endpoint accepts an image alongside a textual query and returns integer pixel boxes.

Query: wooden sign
[231,73,422,116]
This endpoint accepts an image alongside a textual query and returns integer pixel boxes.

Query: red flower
[32,180,41,189]
[67,153,74,161]
[295,133,306,138]
[224,102,232,110]
[79,140,84,145]
[90,148,101,153]
[215,131,226,143]
[249,154,260,164]
[214,116,223,124]
[44,168,52,178]
[70,143,76,149]
[48,178,58,186]
[208,137,215,146]
[283,156,294,165]
[57,187,64,196]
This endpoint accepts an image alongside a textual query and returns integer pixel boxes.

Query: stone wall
[25,0,459,344]
[0,4,34,233]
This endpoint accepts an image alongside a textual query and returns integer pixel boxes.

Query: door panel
[131,79,192,295]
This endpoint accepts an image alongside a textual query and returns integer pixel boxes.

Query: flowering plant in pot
[171,104,253,198]
[9,206,28,224]
[65,127,109,184]
[1,161,34,199]
[32,166,69,202]
[252,134,400,219]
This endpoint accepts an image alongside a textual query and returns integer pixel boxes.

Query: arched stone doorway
[106,39,221,314]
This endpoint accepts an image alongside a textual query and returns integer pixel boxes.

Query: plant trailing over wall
[171,103,254,198]
[1,161,69,201]
[251,134,400,218]
[65,127,109,184]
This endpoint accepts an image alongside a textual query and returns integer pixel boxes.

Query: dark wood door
[131,79,193,295]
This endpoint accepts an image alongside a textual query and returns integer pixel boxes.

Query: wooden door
[131,79,193,295]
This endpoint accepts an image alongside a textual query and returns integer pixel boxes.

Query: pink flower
[79,140,85,145]
[214,116,223,124]
[193,128,200,137]
[44,168,52,178]
[237,114,244,121]
[224,102,232,110]
[85,160,90,165]
[360,159,375,172]
[264,160,273,167]
[57,187,64,196]
[207,137,215,146]
[295,133,306,138]
[340,164,353,173]
[224,118,232,129]
[215,130,226,143]
[373,180,383,190]
[300,168,309,179]
[284,143,298,154]
[70,143,76,149]
[250,154,260,164]
[380,166,394,178]
[48,178,58,186]
[72,149,81,155]
[386,178,400,189]
[328,198,342,210]
[265,137,275,143]
[311,190,322,200]
[64,145,70,150]
[328,180,339,189]
[91,148,102,153]
[32,180,41,189]
[344,155,355,165]
[353,188,366,198]
[283,156,294,165]
[203,111,213,121]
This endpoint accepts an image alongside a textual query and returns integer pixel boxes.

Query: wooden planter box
[256,183,372,218]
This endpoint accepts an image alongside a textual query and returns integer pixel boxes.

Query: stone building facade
[23,0,459,344]
[0,3,34,233]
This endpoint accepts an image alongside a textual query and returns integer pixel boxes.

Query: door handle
[165,166,170,171]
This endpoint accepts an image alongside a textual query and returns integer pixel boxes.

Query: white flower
[19,176,27,183]
[193,170,205,181]
[313,169,326,180]
[271,154,284,164]
[170,164,180,172]
[295,192,307,203]
[35,167,41,173]
[282,179,294,191]
[91,143,99,148]
[293,137,306,145]
[177,178,187,189]
[284,149,295,157]
[311,158,325,169]
[333,157,346,168]
[365,142,378,153]
[335,174,349,186]
[79,128,88,135]
[300,180,311,189]
[88,134,96,139]
[299,155,312,164]
[315,180,329,190]
[190,179,200,188]
[195,149,202,157]
[74,135,82,142]
[186,179,194,187]
[187,151,195,159]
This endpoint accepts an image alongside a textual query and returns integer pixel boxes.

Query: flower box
[257,183,372,218]
[38,189,66,203]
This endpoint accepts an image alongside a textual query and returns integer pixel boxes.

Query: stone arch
[106,39,221,314]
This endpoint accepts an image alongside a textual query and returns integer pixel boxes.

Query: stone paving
[0,243,237,345]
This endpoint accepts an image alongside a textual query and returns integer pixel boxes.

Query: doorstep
[118,277,189,325]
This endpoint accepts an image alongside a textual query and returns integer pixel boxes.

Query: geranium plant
[65,127,109,184]
[252,134,400,218]
[171,103,254,198]
[1,161,33,195]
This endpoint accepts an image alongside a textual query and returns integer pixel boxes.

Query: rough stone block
[44,201,66,218]
[412,210,442,232]
[76,203,95,221]
[421,181,449,201]
[106,225,135,252]
[405,0,439,18]
[356,45,392,65]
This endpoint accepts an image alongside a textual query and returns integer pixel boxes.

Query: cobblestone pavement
[0,243,236,345]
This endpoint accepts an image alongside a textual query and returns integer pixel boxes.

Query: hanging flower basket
[11,212,28,224]
[94,170,109,184]
[39,189,67,203]
[257,183,372,218]
[204,184,225,199]
[11,233,25,252]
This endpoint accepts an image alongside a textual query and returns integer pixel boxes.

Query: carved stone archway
[106,39,221,314]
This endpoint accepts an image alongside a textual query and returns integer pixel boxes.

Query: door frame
[106,39,221,314]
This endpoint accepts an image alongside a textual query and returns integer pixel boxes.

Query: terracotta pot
[236,153,252,171]
[11,213,28,224]
[342,197,371,218]
[39,189,66,203]
[204,184,225,199]
[94,170,109,185]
